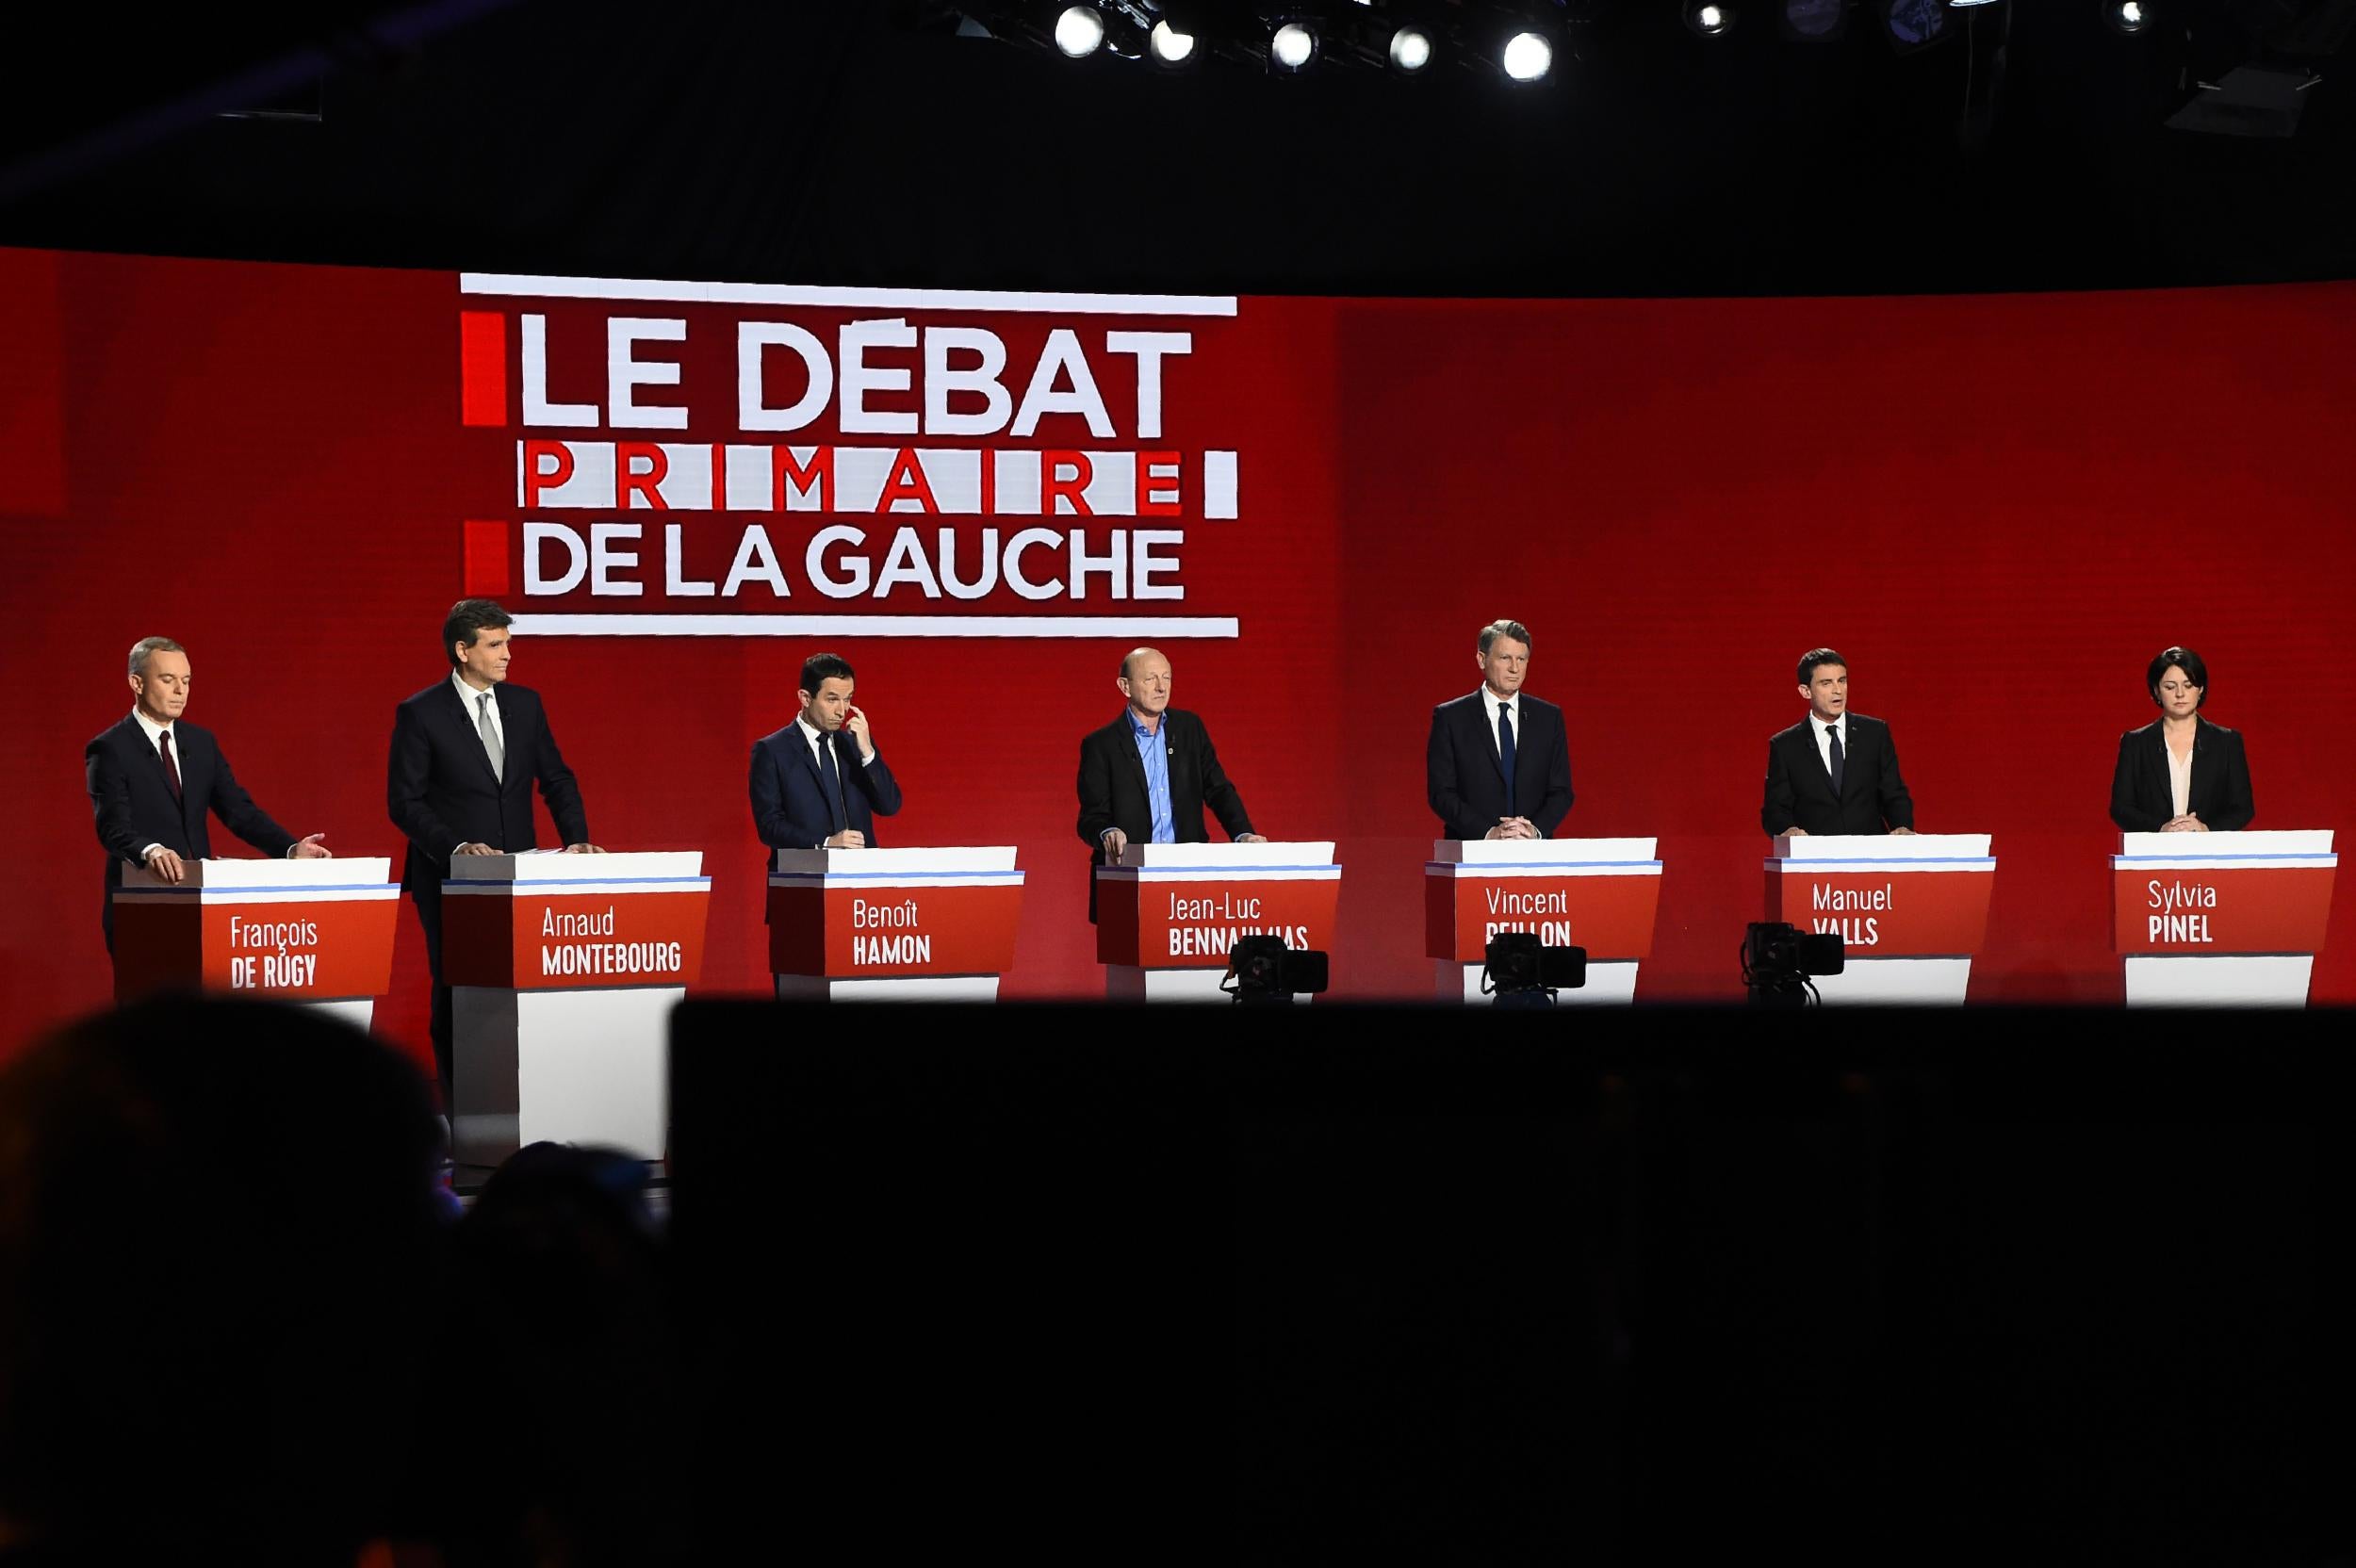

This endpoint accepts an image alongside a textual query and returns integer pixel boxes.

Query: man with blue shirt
[1075,646,1264,921]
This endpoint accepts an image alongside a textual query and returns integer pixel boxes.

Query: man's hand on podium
[1484,818,1540,841]
[455,842,499,857]
[1783,827,1808,837]
[825,829,866,849]
[290,833,332,860]
[142,846,188,883]
[1236,833,1269,844]
[2160,814,2210,833]
[1100,827,1127,860]
[564,843,607,854]
[1890,827,1917,836]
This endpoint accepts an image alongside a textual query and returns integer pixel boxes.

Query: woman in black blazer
[2108,645,2254,832]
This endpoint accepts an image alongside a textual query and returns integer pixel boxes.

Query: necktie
[818,736,847,833]
[1497,701,1517,814]
[1826,725,1845,794]
[477,692,504,782]
[158,729,183,801]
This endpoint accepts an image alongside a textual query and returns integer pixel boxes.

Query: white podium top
[445,849,704,884]
[2117,829,2334,866]
[1432,837,1658,867]
[1771,833,1991,862]
[117,856,395,896]
[772,845,1020,881]
[1111,841,1334,870]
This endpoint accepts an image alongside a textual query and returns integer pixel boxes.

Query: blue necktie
[1497,701,1517,814]
[818,737,847,833]
[1827,725,1845,795]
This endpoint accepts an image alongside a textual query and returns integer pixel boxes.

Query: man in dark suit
[749,651,904,857]
[1761,647,1917,838]
[1075,646,1265,920]
[1426,618,1575,841]
[87,635,332,950]
[386,600,597,1098]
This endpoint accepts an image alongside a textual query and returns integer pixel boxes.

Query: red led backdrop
[2,246,2350,1065]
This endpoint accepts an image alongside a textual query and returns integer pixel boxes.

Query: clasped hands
[2158,814,2209,833]
[1483,818,1540,841]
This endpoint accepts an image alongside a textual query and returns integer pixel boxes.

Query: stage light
[1054,4,1105,57]
[1783,0,1846,40]
[1501,29,1553,81]
[1389,25,1432,73]
[1271,20,1318,70]
[1223,935,1331,1004]
[1740,922,1844,1006]
[1149,17,1197,61]
[2105,0,2147,33]
[1687,4,1735,38]
[1881,0,1952,51]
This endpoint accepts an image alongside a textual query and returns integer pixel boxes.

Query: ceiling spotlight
[1882,0,1952,51]
[1501,29,1553,81]
[1270,20,1317,71]
[1149,17,1197,62]
[1053,4,1105,57]
[1389,24,1432,73]
[2105,0,2148,32]
[1783,0,1846,39]
[1687,3,1735,37]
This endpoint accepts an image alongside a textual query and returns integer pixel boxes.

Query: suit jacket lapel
[1118,717,1151,798]
[1836,722,1858,802]
[1471,698,1508,787]
[2186,719,2214,816]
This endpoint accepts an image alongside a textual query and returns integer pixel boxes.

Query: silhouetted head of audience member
[439,1141,681,1566]
[0,997,443,1561]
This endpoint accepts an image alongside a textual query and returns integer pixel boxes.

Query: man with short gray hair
[1426,618,1575,841]
[86,636,332,949]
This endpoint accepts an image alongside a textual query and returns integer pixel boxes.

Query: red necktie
[159,729,184,800]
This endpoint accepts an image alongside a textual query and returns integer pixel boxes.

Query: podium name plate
[111,858,399,1003]
[769,847,1024,979]
[1765,835,1995,957]
[2112,831,2337,955]
[442,852,711,989]
[1096,842,1341,970]
[1424,839,1661,962]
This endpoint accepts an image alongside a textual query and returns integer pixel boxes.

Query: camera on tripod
[1741,921,1845,1005]
[1481,930,1587,1005]
[1223,934,1331,1004]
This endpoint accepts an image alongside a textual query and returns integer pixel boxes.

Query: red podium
[1425,838,1661,1004]
[2113,829,2337,1005]
[109,857,400,1029]
[768,846,1025,1001]
[1096,841,1341,1002]
[1765,834,1995,1004]
[441,851,710,1160]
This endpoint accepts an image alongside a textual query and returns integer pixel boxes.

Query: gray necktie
[477,691,504,781]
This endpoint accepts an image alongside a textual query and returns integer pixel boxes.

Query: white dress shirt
[2167,740,2193,820]
[1809,712,1848,777]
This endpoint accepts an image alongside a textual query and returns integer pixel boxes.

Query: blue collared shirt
[1129,709,1175,844]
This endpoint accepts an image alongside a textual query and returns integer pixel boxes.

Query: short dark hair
[800,652,855,693]
[2147,645,2209,709]
[444,599,512,669]
[1797,647,1848,687]
[1477,620,1531,656]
